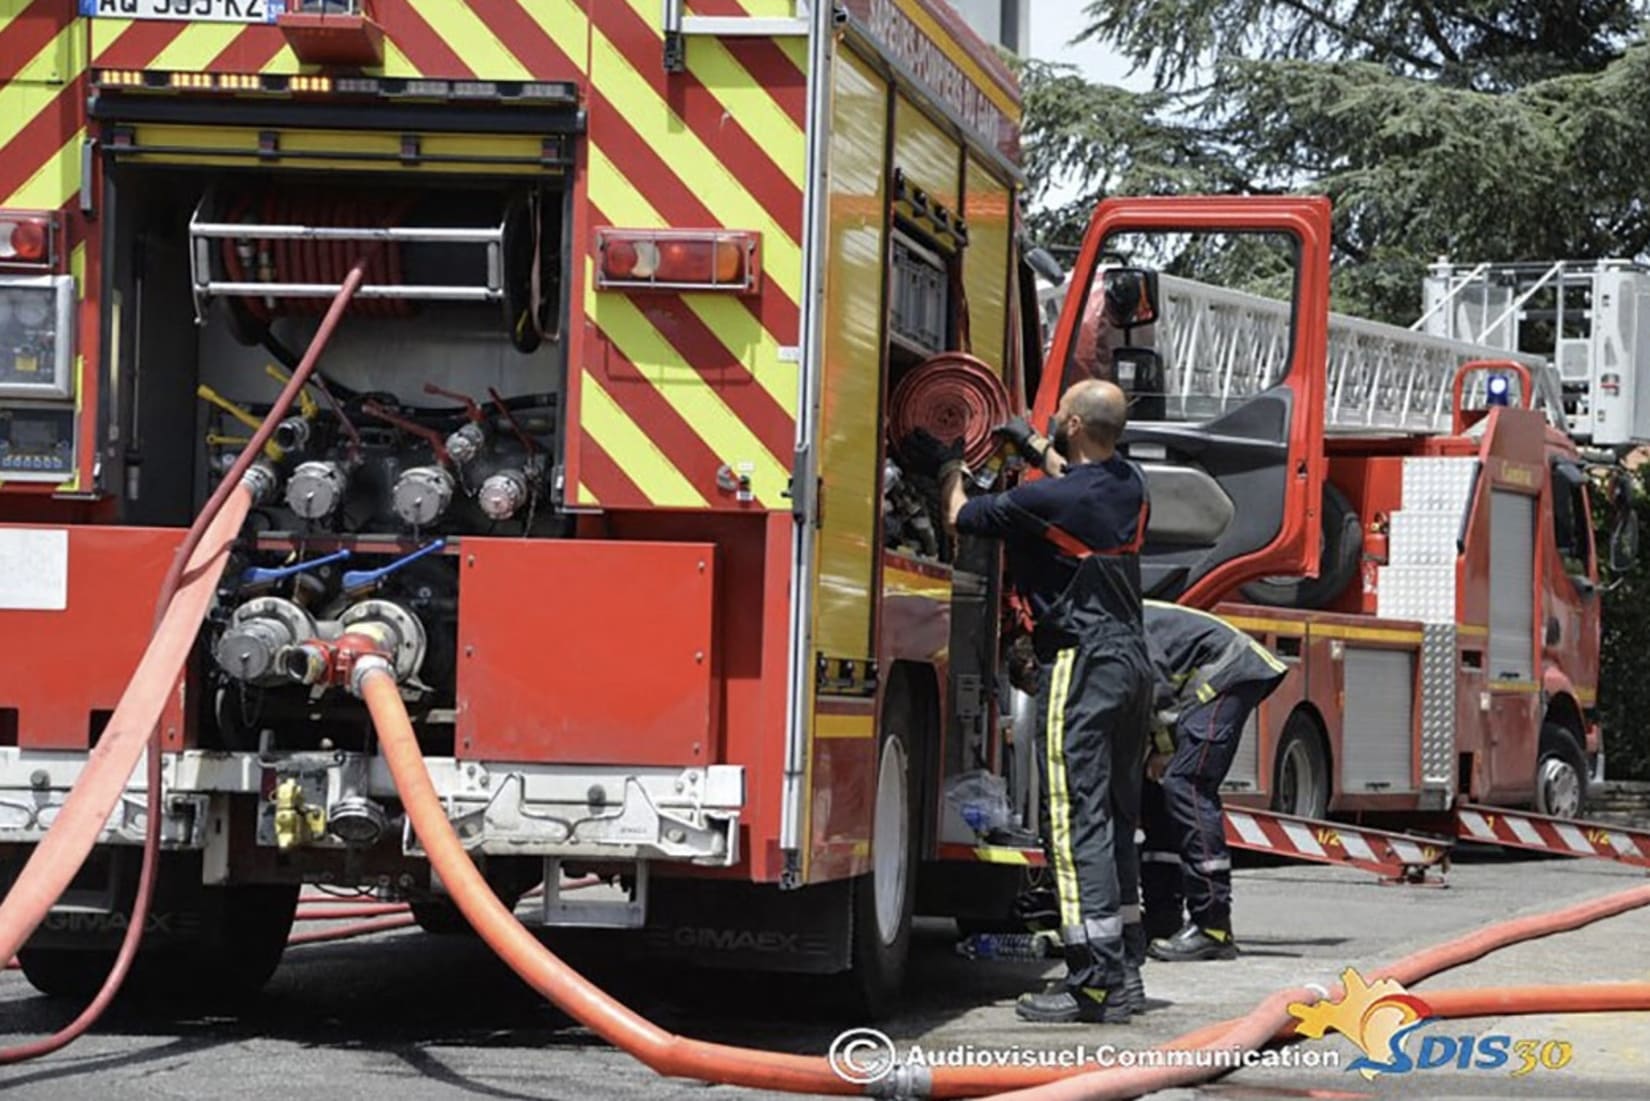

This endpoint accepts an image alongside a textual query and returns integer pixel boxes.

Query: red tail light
[596,229,759,294]
[0,213,54,269]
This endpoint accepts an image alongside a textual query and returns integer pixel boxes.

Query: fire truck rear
[0,0,1055,1009]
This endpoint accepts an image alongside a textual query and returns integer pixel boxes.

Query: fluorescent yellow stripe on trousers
[1046,649,1081,929]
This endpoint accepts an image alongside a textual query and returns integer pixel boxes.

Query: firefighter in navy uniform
[1139,600,1288,961]
[901,379,1153,1025]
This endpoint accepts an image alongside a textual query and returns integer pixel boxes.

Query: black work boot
[1122,923,1148,1014]
[1015,985,1132,1024]
[1148,921,1238,962]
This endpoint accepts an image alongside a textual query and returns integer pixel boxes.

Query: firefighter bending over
[900,379,1152,1024]
[1140,601,1287,961]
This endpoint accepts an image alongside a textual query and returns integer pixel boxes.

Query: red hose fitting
[283,633,394,693]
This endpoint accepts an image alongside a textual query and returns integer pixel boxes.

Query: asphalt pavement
[1,849,1647,1100]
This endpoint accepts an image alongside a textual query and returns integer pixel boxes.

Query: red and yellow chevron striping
[572,0,804,510]
[5,0,804,512]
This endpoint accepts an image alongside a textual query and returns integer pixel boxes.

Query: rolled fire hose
[888,353,1014,470]
[364,665,1650,1099]
[0,262,368,1064]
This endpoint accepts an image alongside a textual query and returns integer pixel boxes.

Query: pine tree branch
[1413,0,1462,65]
[1269,0,1441,71]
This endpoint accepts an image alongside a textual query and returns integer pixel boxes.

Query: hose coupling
[283,629,395,691]
[349,653,395,698]
[240,460,281,505]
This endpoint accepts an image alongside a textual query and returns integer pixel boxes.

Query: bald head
[1057,379,1129,456]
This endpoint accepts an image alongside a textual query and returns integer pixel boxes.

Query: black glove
[899,428,965,480]
[992,416,1046,464]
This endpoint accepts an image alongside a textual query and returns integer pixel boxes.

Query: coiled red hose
[223,193,412,323]
[889,352,1014,469]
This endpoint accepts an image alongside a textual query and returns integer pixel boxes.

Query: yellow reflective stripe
[522,0,591,72]
[1490,680,1542,694]
[1147,599,1291,674]
[680,31,805,182]
[419,0,531,80]
[776,36,806,71]
[0,22,84,151]
[582,227,791,508]
[972,846,1032,865]
[684,293,799,419]
[1046,649,1081,928]
[578,369,709,508]
[586,148,797,417]
[575,482,598,505]
[381,39,419,79]
[1195,682,1217,704]
[149,22,241,71]
[816,713,875,740]
[590,26,802,304]
[262,45,299,73]
[5,131,80,208]
[1313,624,1423,645]
[91,18,132,57]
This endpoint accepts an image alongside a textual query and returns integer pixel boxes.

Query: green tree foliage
[1597,470,1650,780]
[1022,1,1650,321]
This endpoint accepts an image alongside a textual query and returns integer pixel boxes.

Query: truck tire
[15,947,120,1000]
[1271,711,1330,820]
[176,883,300,1005]
[1535,723,1588,819]
[1241,483,1362,610]
[845,693,922,1018]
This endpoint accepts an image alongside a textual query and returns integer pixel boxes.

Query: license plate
[79,0,280,23]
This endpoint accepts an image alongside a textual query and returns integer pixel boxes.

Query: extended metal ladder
[1040,273,1568,436]
[1420,259,1650,446]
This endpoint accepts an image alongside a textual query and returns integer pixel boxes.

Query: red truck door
[1036,197,1331,608]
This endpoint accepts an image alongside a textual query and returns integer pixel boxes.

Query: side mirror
[1024,246,1066,285]
[1113,347,1167,421]
[1102,267,1160,330]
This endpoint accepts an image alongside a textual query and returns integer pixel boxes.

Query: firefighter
[1139,600,1288,961]
[900,379,1152,1024]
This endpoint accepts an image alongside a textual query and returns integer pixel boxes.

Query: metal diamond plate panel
[1376,565,1457,623]
[1420,623,1457,800]
[1388,511,1460,565]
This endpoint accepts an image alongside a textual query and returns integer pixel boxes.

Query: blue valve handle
[342,539,448,592]
[241,548,352,587]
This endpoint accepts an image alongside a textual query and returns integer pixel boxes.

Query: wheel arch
[1271,701,1334,811]
[1543,691,1586,747]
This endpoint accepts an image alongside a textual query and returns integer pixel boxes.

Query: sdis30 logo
[1288,968,1573,1079]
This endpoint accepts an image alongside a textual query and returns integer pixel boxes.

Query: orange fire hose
[0,263,368,1064]
[364,665,1650,1099]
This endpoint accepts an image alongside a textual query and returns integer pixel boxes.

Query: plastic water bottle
[955,931,1059,960]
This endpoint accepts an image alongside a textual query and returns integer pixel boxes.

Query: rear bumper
[0,749,744,867]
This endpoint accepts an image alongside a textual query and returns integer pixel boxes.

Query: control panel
[0,406,76,480]
[0,275,77,484]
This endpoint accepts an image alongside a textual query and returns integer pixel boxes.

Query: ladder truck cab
[1039,236,1648,830]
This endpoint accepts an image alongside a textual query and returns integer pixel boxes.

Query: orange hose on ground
[295,904,410,921]
[365,669,865,1097]
[287,916,418,947]
[0,488,252,971]
[986,882,1650,1101]
[365,668,1650,1100]
[0,263,368,1065]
